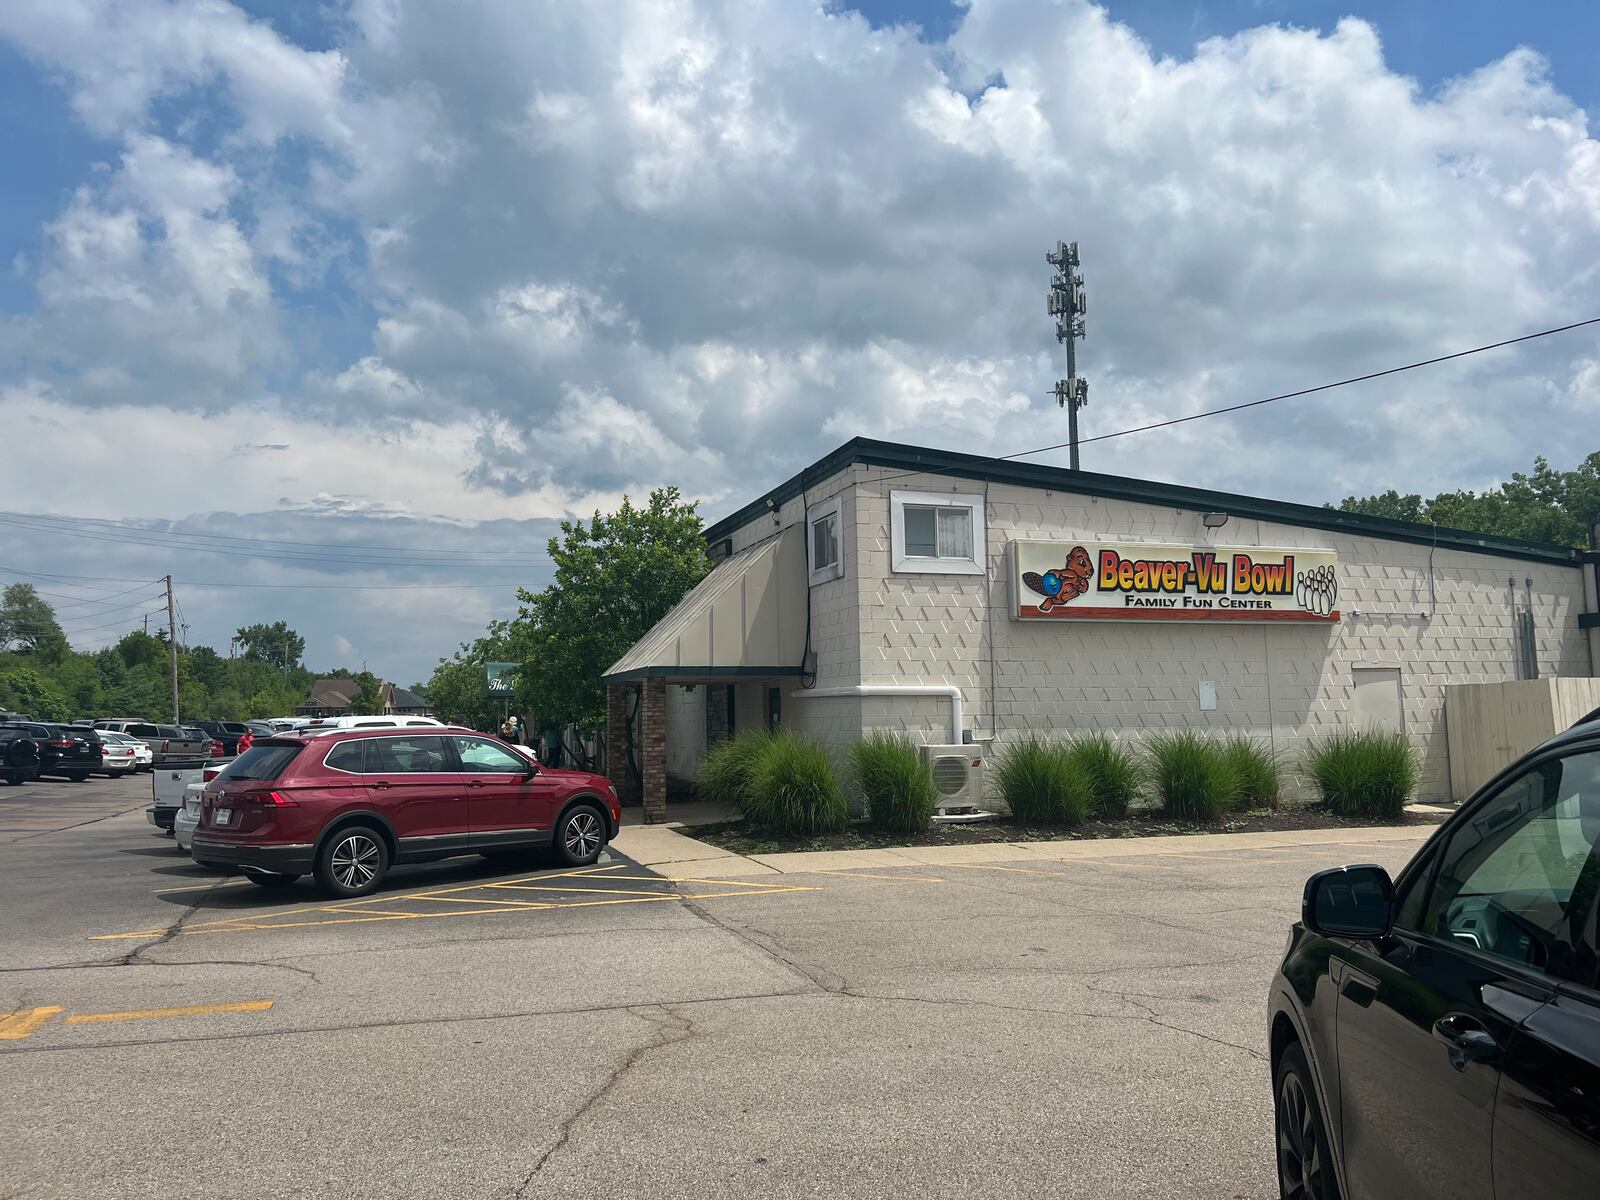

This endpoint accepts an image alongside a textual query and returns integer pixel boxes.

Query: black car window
[128,724,159,738]
[324,741,365,774]
[226,744,303,781]
[1423,748,1600,982]
[364,736,453,775]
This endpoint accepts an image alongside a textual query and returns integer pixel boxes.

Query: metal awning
[602,526,806,683]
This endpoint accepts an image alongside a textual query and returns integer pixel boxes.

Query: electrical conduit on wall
[792,685,963,744]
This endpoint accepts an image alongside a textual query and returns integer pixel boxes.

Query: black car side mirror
[1302,864,1395,939]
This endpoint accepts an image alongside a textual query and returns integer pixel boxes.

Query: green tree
[512,487,710,730]
[235,620,306,672]
[350,670,384,715]
[0,665,71,721]
[426,624,513,731]
[1335,452,1600,548]
[0,583,66,655]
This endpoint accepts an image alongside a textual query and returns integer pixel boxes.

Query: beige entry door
[1352,667,1403,732]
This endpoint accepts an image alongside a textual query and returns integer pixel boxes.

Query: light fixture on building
[1202,512,1229,529]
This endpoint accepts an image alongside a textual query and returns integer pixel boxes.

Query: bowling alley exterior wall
[676,440,1596,804]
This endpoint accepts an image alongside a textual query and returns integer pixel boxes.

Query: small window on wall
[808,496,843,584]
[890,491,984,575]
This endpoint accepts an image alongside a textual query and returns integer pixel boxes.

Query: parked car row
[158,724,620,897]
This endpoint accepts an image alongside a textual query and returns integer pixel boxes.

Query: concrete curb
[615,817,1436,878]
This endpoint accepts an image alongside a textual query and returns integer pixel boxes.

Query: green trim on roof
[702,438,1583,568]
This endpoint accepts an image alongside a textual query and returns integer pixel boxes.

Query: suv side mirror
[1302,864,1395,939]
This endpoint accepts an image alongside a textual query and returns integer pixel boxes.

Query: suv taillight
[242,789,298,808]
[161,740,170,753]
[47,738,73,749]
[202,768,222,783]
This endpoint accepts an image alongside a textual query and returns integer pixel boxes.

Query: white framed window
[807,495,844,585]
[890,490,985,575]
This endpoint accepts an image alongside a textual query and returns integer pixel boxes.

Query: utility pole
[165,574,179,723]
[1046,241,1088,469]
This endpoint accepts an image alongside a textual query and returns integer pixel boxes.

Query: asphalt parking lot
[0,775,1430,1199]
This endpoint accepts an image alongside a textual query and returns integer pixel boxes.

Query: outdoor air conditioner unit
[919,742,996,823]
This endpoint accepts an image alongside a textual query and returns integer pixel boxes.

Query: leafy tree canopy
[1334,452,1600,548]
[513,487,710,731]
[235,620,306,672]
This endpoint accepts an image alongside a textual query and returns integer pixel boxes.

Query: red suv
[191,728,622,897]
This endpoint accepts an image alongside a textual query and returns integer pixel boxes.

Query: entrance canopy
[602,526,806,683]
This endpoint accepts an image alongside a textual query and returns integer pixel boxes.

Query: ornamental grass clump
[698,729,774,821]
[994,735,1093,825]
[1144,730,1241,821]
[1066,733,1145,819]
[1221,735,1282,811]
[749,732,849,835]
[1302,730,1419,818]
[849,732,937,833]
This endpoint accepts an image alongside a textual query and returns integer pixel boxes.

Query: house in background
[295,678,434,718]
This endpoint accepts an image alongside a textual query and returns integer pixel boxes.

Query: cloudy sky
[2,0,1596,685]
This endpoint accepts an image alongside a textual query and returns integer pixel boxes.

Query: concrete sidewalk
[613,816,1434,878]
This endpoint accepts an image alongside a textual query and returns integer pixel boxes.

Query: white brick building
[605,439,1600,820]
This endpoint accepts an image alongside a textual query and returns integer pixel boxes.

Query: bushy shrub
[849,733,937,833]
[994,735,1093,825]
[749,732,849,835]
[1302,730,1419,818]
[1144,731,1240,821]
[1067,733,1145,819]
[1221,735,1281,811]
[698,729,774,820]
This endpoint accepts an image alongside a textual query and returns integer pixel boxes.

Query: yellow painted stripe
[0,1006,64,1040]
[487,882,680,897]
[65,1000,272,1025]
[808,870,947,883]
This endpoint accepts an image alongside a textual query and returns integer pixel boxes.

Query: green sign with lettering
[484,662,521,697]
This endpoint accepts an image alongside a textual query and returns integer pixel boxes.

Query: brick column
[641,676,667,824]
[605,684,636,803]
[705,683,731,747]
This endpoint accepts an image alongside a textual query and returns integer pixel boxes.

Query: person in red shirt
[237,730,254,755]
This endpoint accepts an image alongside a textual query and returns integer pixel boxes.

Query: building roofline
[701,437,1583,567]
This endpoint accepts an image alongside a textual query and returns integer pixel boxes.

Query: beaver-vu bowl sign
[1009,540,1339,622]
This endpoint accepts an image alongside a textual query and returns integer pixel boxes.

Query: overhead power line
[0,509,553,562]
[0,514,549,570]
[1001,315,1600,463]
[0,565,518,591]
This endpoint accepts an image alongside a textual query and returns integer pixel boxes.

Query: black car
[0,727,40,785]
[0,722,103,781]
[193,720,252,754]
[1269,718,1600,1199]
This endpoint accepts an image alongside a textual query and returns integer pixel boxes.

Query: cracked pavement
[0,776,1428,1198]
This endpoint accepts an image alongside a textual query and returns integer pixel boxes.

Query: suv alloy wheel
[315,825,389,897]
[554,803,606,867]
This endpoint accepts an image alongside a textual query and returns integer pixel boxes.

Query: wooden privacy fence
[1444,678,1600,802]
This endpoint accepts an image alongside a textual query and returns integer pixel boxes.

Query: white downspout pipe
[792,685,963,745]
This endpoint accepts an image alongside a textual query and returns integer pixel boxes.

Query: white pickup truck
[147,760,233,839]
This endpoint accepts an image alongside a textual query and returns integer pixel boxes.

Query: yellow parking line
[487,882,680,897]
[808,870,947,884]
[153,879,256,894]
[65,1000,272,1026]
[392,893,553,908]
[0,1006,64,1041]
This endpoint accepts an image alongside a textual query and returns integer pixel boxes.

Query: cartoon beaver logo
[1022,545,1093,611]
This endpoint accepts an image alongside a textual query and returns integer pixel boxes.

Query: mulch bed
[686,805,1448,857]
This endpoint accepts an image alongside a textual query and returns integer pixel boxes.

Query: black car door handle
[466,780,483,788]
[371,781,392,790]
[1433,1014,1499,1069]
